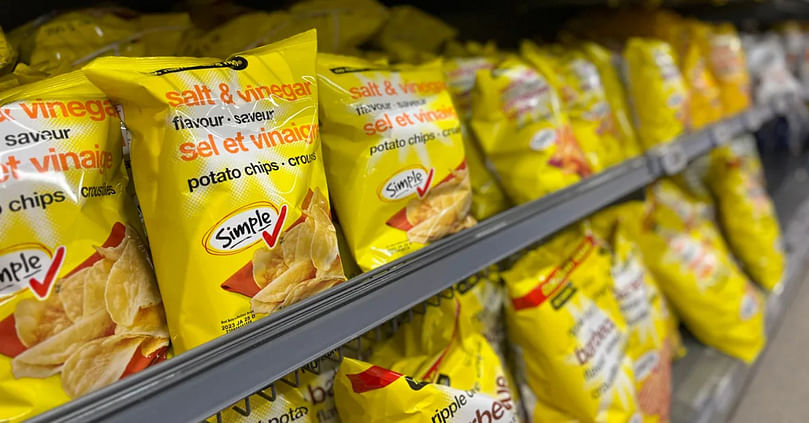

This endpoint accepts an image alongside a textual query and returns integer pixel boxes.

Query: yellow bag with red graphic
[444,56,510,220]
[708,138,785,291]
[704,24,751,117]
[624,38,689,149]
[0,71,169,422]
[628,180,765,363]
[680,21,723,129]
[581,42,643,159]
[83,31,346,353]
[470,55,591,204]
[317,53,475,271]
[208,360,341,423]
[588,214,675,422]
[335,357,518,423]
[523,42,625,171]
[502,227,641,422]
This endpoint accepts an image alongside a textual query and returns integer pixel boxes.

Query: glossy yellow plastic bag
[317,53,475,271]
[375,6,457,59]
[581,42,643,159]
[624,38,689,149]
[680,21,723,129]
[0,27,15,73]
[708,138,785,291]
[444,56,510,220]
[335,357,518,423]
[470,56,590,204]
[178,12,298,58]
[209,360,340,423]
[289,0,389,54]
[29,11,145,75]
[135,13,192,56]
[705,24,751,117]
[0,71,169,422]
[523,42,624,171]
[84,31,346,353]
[630,181,765,363]
[502,228,641,422]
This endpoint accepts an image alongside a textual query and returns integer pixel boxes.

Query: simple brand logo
[203,202,287,255]
[379,167,434,201]
[0,243,65,299]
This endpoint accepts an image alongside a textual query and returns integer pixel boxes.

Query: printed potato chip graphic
[470,56,590,205]
[317,53,475,271]
[83,31,346,353]
[335,357,518,423]
[0,72,169,422]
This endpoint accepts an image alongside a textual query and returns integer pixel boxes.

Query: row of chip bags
[0,3,788,422]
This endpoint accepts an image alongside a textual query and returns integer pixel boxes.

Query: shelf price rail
[26,98,791,423]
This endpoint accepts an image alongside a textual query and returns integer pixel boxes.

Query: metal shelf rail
[26,97,791,423]
[671,151,809,423]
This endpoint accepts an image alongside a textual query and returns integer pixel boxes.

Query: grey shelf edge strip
[25,101,783,423]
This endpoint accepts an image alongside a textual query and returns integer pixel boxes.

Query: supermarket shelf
[670,159,809,423]
[26,100,784,423]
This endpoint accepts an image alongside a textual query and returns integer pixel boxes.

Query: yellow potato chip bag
[0,71,169,422]
[209,360,341,423]
[29,11,145,75]
[470,56,590,204]
[624,38,689,149]
[679,21,723,129]
[704,24,751,117]
[288,0,389,54]
[581,42,643,158]
[628,180,765,363]
[588,214,674,422]
[375,5,458,60]
[708,138,785,291]
[83,30,346,353]
[502,228,641,422]
[317,53,475,271]
[135,13,192,56]
[0,27,15,73]
[178,12,298,58]
[522,42,624,171]
[444,56,510,220]
[335,357,518,423]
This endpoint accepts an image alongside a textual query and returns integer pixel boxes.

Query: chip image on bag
[470,56,591,205]
[502,227,641,422]
[335,357,518,423]
[317,53,475,271]
[0,71,169,422]
[83,30,346,353]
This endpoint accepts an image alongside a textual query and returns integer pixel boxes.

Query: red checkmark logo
[29,245,66,300]
[262,204,288,249]
[416,168,435,199]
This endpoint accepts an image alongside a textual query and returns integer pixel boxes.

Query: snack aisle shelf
[671,153,809,423]
[24,99,786,423]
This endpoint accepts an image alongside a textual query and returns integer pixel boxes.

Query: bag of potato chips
[624,38,690,149]
[628,181,765,363]
[134,13,192,56]
[83,30,346,353]
[288,0,389,54]
[522,42,624,171]
[581,42,643,159]
[707,137,785,291]
[444,56,510,220]
[209,360,340,423]
[0,27,15,73]
[502,227,641,423]
[470,56,590,204]
[0,71,169,422]
[704,24,751,117]
[375,5,457,61]
[317,53,475,271]
[178,12,298,58]
[679,21,724,130]
[336,357,518,423]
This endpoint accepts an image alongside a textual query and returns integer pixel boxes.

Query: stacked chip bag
[502,226,642,422]
[133,13,192,56]
[179,12,297,58]
[678,21,724,129]
[335,357,518,422]
[444,55,510,220]
[704,24,751,117]
[707,135,785,291]
[624,38,690,149]
[0,71,169,422]
[522,41,624,171]
[470,55,591,204]
[83,31,346,353]
[209,360,340,423]
[375,5,458,62]
[627,180,765,363]
[588,211,676,422]
[580,42,643,159]
[317,53,475,271]
[0,27,15,73]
